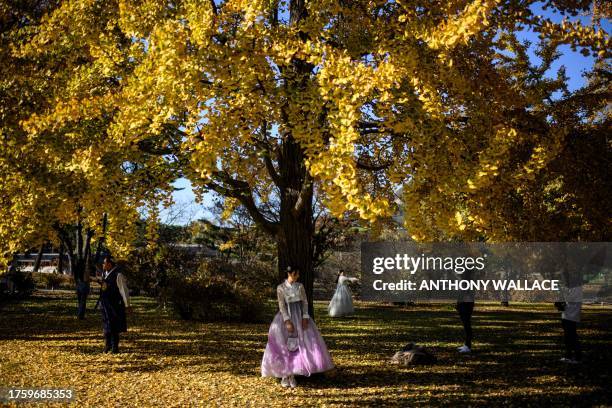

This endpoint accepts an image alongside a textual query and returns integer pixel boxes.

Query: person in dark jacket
[97,256,130,353]
[558,285,583,364]
[457,269,475,354]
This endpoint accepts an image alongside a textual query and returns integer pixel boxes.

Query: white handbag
[287,336,299,352]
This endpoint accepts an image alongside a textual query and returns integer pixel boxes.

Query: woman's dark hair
[286,266,299,275]
[336,269,344,284]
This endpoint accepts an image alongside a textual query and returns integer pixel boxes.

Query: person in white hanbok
[328,270,359,317]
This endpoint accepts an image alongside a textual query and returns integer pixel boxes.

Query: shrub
[30,272,74,290]
[168,261,267,323]
[40,273,66,290]
[1,272,36,301]
[199,258,277,298]
[125,245,203,299]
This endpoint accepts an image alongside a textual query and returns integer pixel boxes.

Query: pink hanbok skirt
[261,302,334,378]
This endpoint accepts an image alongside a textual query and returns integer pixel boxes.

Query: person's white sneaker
[289,375,297,388]
[458,345,471,353]
[280,376,290,388]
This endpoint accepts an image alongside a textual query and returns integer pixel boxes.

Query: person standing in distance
[98,256,130,353]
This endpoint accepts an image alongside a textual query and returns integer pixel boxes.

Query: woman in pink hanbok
[261,267,334,388]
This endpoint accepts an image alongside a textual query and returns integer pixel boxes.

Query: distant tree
[0,0,178,270]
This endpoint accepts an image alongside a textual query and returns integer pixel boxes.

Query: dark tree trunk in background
[53,220,92,318]
[73,255,84,283]
[82,229,93,283]
[92,212,108,277]
[67,252,73,276]
[8,253,18,294]
[70,209,94,284]
[75,214,83,281]
[9,253,18,273]
[33,242,45,273]
[57,241,64,274]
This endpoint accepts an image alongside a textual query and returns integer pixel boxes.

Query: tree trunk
[93,212,108,276]
[278,137,315,317]
[73,258,85,284]
[9,253,18,273]
[33,242,45,273]
[57,241,64,274]
[67,252,73,276]
[275,0,315,316]
[277,210,314,317]
[83,229,93,283]
[76,216,83,268]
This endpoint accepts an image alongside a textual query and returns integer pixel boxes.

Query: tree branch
[53,223,74,258]
[209,0,218,15]
[254,121,283,187]
[355,157,393,171]
[207,173,280,236]
[292,172,312,217]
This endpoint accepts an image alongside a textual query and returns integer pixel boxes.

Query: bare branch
[355,157,393,171]
[207,173,280,236]
[209,0,218,15]
[292,171,312,217]
[254,121,283,187]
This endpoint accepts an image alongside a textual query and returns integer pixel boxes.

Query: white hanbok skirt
[328,284,355,317]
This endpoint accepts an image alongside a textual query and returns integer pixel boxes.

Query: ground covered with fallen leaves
[0,292,610,407]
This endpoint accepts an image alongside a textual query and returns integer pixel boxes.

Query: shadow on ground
[0,292,610,406]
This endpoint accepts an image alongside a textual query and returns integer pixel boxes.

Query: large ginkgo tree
[2,0,609,315]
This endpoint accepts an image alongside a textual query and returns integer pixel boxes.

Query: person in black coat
[96,256,131,353]
[456,269,475,354]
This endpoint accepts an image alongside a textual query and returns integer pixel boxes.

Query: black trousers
[457,302,474,348]
[76,283,90,319]
[561,319,581,360]
[104,332,120,353]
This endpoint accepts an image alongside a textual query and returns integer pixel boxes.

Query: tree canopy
[0,0,179,263]
[1,1,609,295]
